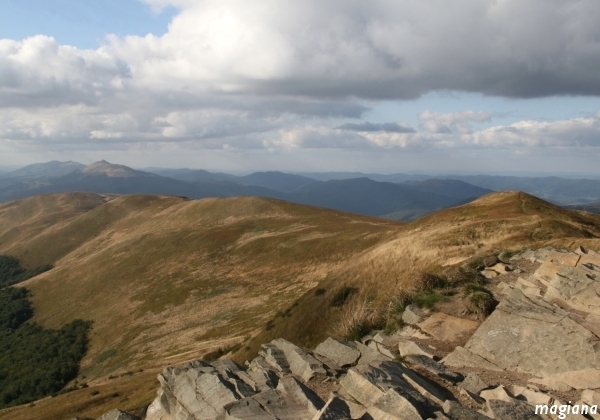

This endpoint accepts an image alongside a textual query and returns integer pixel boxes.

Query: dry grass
[2,191,600,419]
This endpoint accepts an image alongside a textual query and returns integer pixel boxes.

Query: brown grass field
[1,190,600,419]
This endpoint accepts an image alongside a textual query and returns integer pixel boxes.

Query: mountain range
[2,161,600,221]
[0,161,491,221]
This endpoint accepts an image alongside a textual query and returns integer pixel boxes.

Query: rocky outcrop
[96,246,600,420]
[445,247,600,386]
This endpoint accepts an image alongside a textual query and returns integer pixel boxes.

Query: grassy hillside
[240,191,600,357]
[1,190,600,420]
[0,193,399,418]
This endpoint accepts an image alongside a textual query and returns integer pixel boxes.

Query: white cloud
[1,0,600,166]
[419,110,492,134]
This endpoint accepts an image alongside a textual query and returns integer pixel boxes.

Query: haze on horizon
[1,0,600,176]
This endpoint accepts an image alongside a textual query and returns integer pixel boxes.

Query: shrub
[417,272,448,291]
[412,291,445,309]
[335,295,385,341]
[468,291,497,318]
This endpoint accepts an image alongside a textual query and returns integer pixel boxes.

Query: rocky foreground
[85,247,600,420]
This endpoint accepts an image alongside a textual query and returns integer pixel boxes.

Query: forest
[0,287,91,408]
[0,255,53,288]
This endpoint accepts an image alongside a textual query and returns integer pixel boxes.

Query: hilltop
[0,190,599,419]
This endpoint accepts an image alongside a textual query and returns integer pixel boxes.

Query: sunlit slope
[0,192,111,267]
[12,195,399,378]
[244,191,600,354]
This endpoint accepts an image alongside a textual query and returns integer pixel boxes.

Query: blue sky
[0,0,176,48]
[0,0,599,175]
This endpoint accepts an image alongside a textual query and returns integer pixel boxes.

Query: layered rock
[95,246,600,420]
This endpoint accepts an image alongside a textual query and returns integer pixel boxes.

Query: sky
[1,0,599,175]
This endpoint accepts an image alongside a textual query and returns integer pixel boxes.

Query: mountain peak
[81,161,149,178]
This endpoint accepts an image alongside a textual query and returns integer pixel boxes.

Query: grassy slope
[241,191,600,357]
[2,191,600,420]
[0,193,399,420]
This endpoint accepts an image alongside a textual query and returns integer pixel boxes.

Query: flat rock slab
[463,288,600,376]
[365,388,425,420]
[442,346,502,372]
[262,339,327,382]
[418,313,478,342]
[459,373,488,395]
[397,338,435,359]
[353,341,392,365]
[405,355,463,383]
[545,264,600,316]
[544,369,600,390]
[315,338,361,367]
[311,396,351,420]
[442,400,490,420]
[486,399,543,420]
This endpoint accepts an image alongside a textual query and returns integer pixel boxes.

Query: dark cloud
[336,122,415,133]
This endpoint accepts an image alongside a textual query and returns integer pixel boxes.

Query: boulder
[338,361,428,408]
[402,305,427,325]
[404,355,463,383]
[417,313,478,342]
[397,338,435,359]
[485,399,542,420]
[315,338,361,367]
[510,386,552,406]
[481,269,499,279]
[489,263,512,275]
[442,400,490,420]
[459,373,488,395]
[353,341,392,365]
[399,364,451,406]
[311,396,351,420]
[251,388,318,420]
[461,288,600,376]
[368,340,396,359]
[479,386,513,403]
[276,376,324,415]
[261,339,327,382]
[224,397,276,420]
[365,388,427,420]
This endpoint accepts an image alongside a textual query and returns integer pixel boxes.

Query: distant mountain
[296,172,429,183]
[238,172,315,192]
[565,201,600,215]
[144,168,197,179]
[283,177,481,220]
[0,161,493,221]
[166,169,240,183]
[447,175,600,205]
[400,179,493,201]
[0,161,284,203]
[0,160,85,179]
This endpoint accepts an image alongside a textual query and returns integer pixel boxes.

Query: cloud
[0,36,130,108]
[467,114,600,147]
[116,0,600,99]
[1,0,600,163]
[419,110,492,134]
[336,122,415,133]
